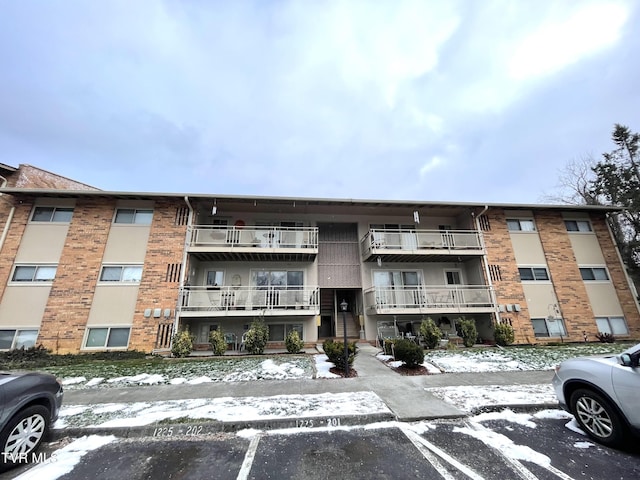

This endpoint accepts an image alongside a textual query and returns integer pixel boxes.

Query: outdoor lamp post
[340,299,349,377]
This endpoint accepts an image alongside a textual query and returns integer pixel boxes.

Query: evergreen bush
[322,339,357,370]
[419,317,442,349]
[393,339,425,368]
[209,329,227,355]
[457,317,477,347]
[285,330,304,354]
[171,329,194,357]
[493,322,515,346]
[244,318,269,354]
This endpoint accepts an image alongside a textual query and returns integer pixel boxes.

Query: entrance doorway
[318,288,361,340]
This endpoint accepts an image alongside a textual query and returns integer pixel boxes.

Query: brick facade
[129,200,187,351]
[0,200,33,302]
[482,208,536,343]
[38,199,114,353]
[535,211,595,341]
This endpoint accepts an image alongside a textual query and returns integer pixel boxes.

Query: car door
[611,350,640,428]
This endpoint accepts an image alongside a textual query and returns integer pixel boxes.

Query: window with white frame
[114,208,153,225]
[31,206,74,222]
[506,219,536,231]
[579,267,609,281]
[518,267,550,281]
[595,317,628,335]
[11,265,57,282]
[84,327,131,348]
[268,324,303,342]
[99,265,143,282]
[564,220,592,232]
[531,317,566,337]
[0,329,38,350]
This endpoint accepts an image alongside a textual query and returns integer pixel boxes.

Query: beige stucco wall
[584,284,624,316]
[87,286,139,325]
[510,233,546,265]
[522,283,558,318]
[102,225,151,263]
[15,224,69,263]
[569,234,606,265]
[0,286,51,327]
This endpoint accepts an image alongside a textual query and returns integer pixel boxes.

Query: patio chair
[224,332,237,351]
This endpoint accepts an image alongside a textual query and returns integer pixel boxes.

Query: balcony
[364,285,495,315]
[361,229,484,262]
[187,225,319,261]
[178,286,320,317]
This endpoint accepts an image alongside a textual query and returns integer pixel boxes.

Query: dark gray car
[0,371,63,471]
[552,342,640,447]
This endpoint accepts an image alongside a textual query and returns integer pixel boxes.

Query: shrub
[393,339,425,368]
[445,340,458,350]
[494,322,515,346]
[419,317,442,349]
[171,330,194,357]
[209,329,227,355]
[322,339,357,370]
[457,317,477,347]
[285,330,304,354]
[596,332,615,343]
[244,318,269,354]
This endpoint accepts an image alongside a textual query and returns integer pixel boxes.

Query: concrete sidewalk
[57,343,557,438]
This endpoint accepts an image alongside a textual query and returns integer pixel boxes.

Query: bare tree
[540,155,599,205]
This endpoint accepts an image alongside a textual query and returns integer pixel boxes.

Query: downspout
[474,206,502,326]
[173,196,194,342]
[0,175,16,252]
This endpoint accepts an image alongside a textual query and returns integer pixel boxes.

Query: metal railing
[188,225,318,249]
[361,229,484,256]
[364,285,494,311]
[179,285,320,313]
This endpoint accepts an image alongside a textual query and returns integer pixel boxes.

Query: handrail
[188,225,318,249]
[364,285,494,310]
[360,228,484,255]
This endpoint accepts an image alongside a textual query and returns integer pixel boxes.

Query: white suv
[552,342,640,447]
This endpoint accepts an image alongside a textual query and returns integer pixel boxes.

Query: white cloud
[509,2,629,80]
[420,155,444,176]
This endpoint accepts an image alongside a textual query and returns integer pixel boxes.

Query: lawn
[11,341,636,389]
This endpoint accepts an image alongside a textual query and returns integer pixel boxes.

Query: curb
[469,403,561,415]
[51,411,397,440]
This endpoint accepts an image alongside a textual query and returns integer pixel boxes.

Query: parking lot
[5,413,640,479]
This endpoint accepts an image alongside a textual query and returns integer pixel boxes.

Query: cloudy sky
[1,1,638,203]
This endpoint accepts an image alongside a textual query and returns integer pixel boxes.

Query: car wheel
[570,388,626,447]
[0,405,50,470]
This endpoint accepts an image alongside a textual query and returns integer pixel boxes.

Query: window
[100,265,143,282]
[518,267,550,281]
[31,206,74,222]
[0,329,38,350]
[84,327,130,348]
[595,317,628,335]
[114,208,153,225]
[507,219,536,231]
[268,324,303,342]
[11,265,57,282]
[531,318,566,337]
[252,270,304,288]
[565,220,592,232]
[580,267,609,281]
[206,271,224,287]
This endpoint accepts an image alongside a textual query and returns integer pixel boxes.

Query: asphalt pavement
[56,343,557,439]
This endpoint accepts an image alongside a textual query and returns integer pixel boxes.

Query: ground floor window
[268,324,303,341]
[595,317,628,335]
[0,329,38,350]
[84,327,131,348]
[531,318,566,337]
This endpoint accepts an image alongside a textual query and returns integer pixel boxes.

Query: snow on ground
[425,384,557,412]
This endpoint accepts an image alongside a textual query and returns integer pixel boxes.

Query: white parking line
[237,434,261,480]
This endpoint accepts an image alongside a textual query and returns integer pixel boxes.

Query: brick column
[38,200,114,353]
[129,200,187,352]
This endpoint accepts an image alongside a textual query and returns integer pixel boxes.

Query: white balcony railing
[188,225,318,249]
[361,229,483,257]
[364,285,494,312]
[179,286,320,313]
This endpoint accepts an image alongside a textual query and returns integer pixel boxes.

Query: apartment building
[1,164,638,354]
